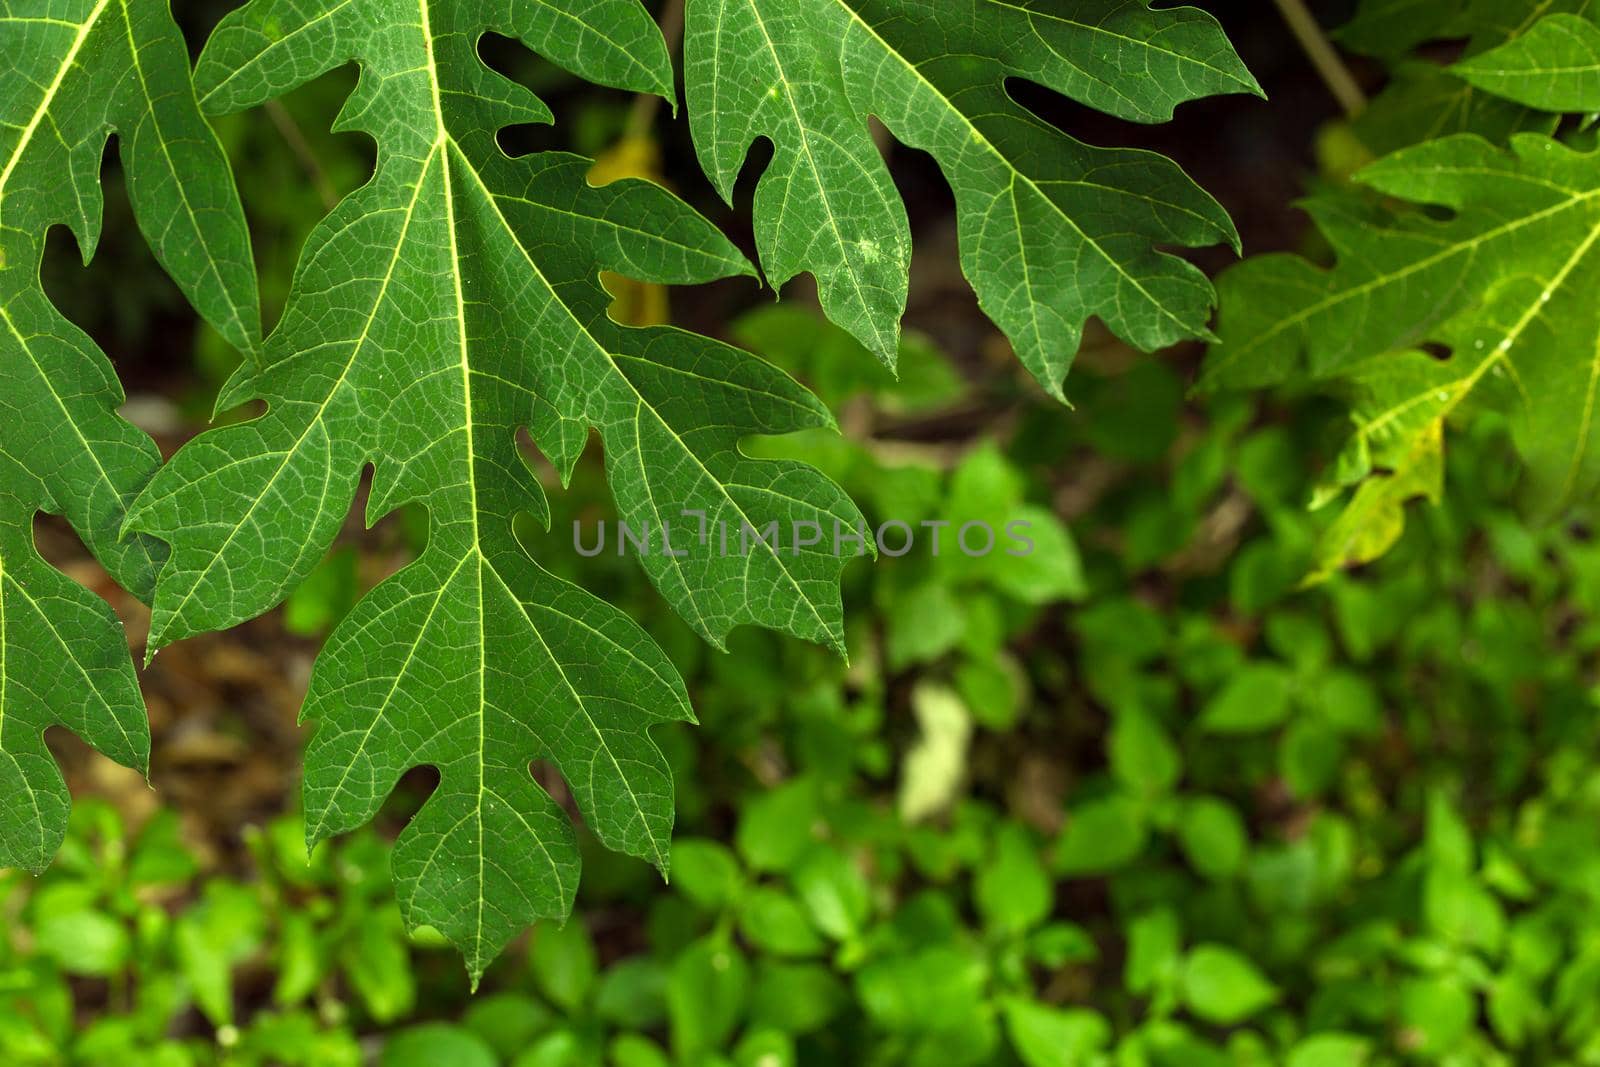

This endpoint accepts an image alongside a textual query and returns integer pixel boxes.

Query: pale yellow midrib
[416,0,490,969]
[306,9,659,935]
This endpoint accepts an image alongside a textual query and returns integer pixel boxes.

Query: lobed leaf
[683,0,1259,398]
[1206,134,1600,575]
[127,0,862,978]
[1454,13,1600,112]
[1341,0,1584,156]
[0,0,259,869]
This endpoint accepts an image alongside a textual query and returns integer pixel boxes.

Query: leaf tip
[117,505,144,545]
[874,324,903,376]
[143,609,186,663]
[1039,376,1071,407]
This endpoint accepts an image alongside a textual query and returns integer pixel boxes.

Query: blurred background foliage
[14,0,1600,1065]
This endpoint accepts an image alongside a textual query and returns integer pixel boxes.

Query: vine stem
[1271,0,1368,118]
[626,0,687,139]
[266,100,339,211]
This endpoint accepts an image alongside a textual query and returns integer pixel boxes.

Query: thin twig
[1272,0,1367,118]
[626,0,687,139]
[265,100,339,212]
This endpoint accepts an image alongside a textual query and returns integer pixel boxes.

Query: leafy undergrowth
[8,307,1600,1065]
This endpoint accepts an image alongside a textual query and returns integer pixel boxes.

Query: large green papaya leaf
[1206,134,1600,575]
[125,0,862,979]
[0,0,259,869]
[1341,0,1588,156]
[683,0,1260,398]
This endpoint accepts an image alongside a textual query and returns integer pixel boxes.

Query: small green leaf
[974,826,1052,936]
[1423,867,1505,953]
[1397,977,1475,1056]
[34,909,129,978]
[1180,944,1280,1025]
[174,882,267,1026]
[671,839,744,912]
[383,1024,497,1067]
[513,1030,591,1067]
[1124,908,1181,998]
[1286,1033,1371,1067]
[1280,721,1345,799]
[1199,665,1295,734]
[733,1029,795,1067]
[739,888,826,958]
[1110,708,1182,796]
[748,961,846,1035]
[1425,791,1475,872]
[669,937,749,1061]
[531,920,599,1014]
[792,847,870,941]
[1027,923,1098,969]
[886,583,967,669]
[595,959,668,1029]
[856,947,988,1031]
[609,1035,672,1067]
[128,811,200,888]
[1177,797,1248,881]
[1002,999,1110,1067]
[954,655,1026,732]
[463,994,554,1060]
[342,912,416,1023]
[737,779,821,874]
[1056,794,1148,876]
[942,445,1085,602]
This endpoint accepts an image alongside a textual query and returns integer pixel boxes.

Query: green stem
[1272,0,1367,118]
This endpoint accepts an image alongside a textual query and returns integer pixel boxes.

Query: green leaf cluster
[10,351,1600,1063]
[0,0,1255,982]
[0,0,258,872]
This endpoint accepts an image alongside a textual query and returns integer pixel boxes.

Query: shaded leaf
[1208,134,1600,574]
[0,0,258,870]
[684,0,1257,395]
